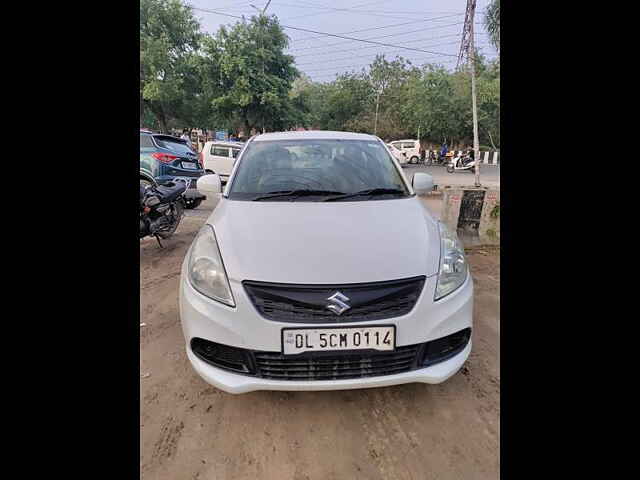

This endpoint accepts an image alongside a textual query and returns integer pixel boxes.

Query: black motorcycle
[140,179,188,247]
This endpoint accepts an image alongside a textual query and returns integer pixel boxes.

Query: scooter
[446,153,476,173]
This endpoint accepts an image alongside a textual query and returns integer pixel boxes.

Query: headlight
[188,225,235,306]
[434,222,468,300]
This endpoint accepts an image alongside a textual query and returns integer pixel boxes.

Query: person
[463,147,475,166]
[439,143,448,163]
[180,130,193,149]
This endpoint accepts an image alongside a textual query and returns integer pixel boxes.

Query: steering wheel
[258,173,325,191]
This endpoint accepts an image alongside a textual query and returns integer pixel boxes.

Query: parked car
[140,131,206,209]
[179,130,473,394]
[199,140,245,184]
[386,143,408,166]
[390,139,421,164]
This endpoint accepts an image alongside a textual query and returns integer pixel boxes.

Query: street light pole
[469,6,480,187]
[458,0,481,187]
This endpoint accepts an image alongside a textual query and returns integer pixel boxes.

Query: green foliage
[205,15,298,133]
[490,203,500,219]
[140,3,499,145]
[140,0,204,132]
[485,0,500,51]
[293,55,500,148]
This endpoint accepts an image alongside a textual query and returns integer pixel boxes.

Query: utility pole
[458,0,481,187]
[374,89,381,136]
[251,1,272,133]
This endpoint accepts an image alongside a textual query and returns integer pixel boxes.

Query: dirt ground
[140,197,500,480]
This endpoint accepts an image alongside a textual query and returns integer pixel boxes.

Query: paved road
[401,164,500,188]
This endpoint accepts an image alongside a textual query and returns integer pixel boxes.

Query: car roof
[392,139,418,143]
[252,130,379,142]
[206,141,245,147]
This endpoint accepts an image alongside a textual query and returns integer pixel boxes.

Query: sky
[187,0,497,82]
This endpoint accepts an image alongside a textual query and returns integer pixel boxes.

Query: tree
[206,14,298,134]
[484,0,500,52]
[140,0,203,132]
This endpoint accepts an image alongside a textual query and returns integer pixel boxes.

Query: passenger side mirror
[197,174,222,196]
[412,173,433,195]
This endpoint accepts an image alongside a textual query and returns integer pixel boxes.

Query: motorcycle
[140,178,189,247]
[446,153,476,173]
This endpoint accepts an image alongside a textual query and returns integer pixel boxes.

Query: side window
[140,135,154,148]
[211,146,230,157]
[231,148,241,158]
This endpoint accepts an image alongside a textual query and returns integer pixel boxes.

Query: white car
[179,131,473,394]
[390,139,421,164]
[199,141,244,184]
[386,143,409,166]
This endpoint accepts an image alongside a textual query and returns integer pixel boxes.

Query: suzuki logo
[326,292,351,316]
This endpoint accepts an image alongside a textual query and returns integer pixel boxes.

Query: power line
[294,38,478,67]
[301,57,458,74]
[275,0,462,16]
[306,59,458,80]
[190,6,458,57]
[277,0,421,22]
[288,17,466,51]
[291,32,470,59]
[289,28,469,56]
[287,13,463,43]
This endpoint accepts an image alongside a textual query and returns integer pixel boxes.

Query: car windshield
[228,139,410,201]
[154,136,194,155]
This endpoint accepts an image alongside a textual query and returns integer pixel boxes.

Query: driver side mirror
[412,173,433,195]
[197,174,222,196]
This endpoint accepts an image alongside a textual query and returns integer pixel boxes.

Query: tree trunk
[486,129,498,150]
[148,101,168,133]
[140,94,145,128]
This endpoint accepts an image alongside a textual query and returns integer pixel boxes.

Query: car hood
[208,196,441,284]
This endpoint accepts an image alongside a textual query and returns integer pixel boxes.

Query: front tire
[158,201,184,239]
[410,156,419,164]
[446,165,454,173]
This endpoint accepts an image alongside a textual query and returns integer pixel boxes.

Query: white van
[200,141,244,184]
[390,139,421,164]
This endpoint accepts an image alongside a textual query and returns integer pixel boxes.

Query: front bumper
[179,262,473,394]
[186,340,471,394]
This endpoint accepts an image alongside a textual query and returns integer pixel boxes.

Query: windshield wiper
[323,188,407,202]
[252,189,345,201]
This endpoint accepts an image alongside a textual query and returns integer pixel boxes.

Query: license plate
[282,326,395,355]
[182,162,197,170]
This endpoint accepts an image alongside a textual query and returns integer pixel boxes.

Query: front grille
[254,345,420,380]
[243,276,426,324]
[190,328,470,382]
